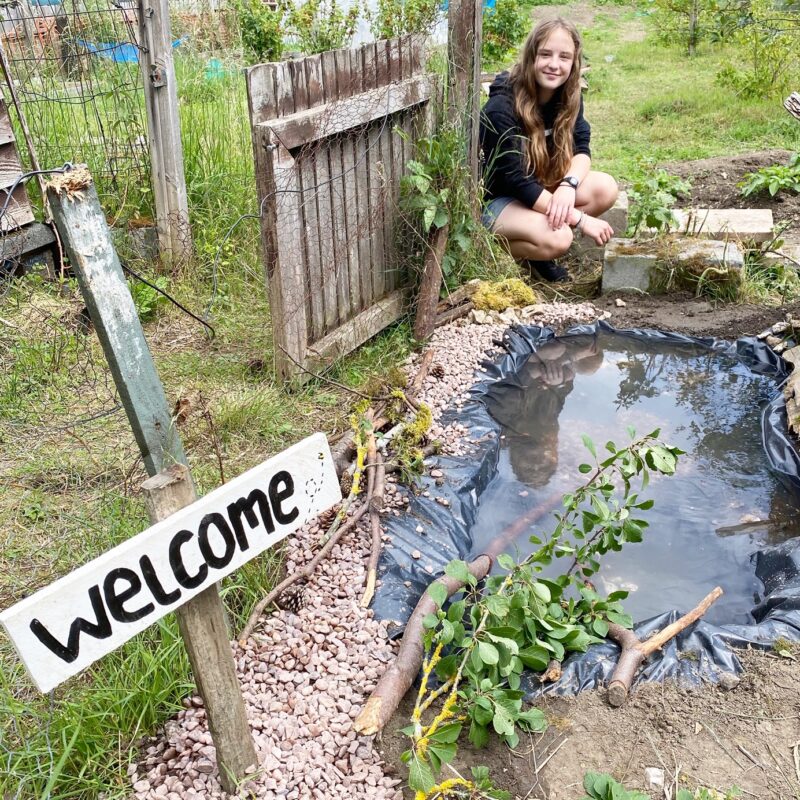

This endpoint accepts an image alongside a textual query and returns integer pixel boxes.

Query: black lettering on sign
[269,470,299,525]
[103,568,155,623]
[226,489,275,550]
[29,585,112,664]
[198,513,236,569]
[139,555,181,606]
[169,530,208,589]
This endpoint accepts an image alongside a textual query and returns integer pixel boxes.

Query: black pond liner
[372,321,800,696]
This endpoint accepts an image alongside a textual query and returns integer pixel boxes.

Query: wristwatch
[560,176,579,189]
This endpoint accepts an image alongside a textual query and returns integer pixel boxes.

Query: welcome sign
[1,433,340,693]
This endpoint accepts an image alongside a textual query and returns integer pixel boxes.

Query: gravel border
[130,303,604,800]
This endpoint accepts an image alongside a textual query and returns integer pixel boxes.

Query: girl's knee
[595,173,619,213]
[545,226,573,259]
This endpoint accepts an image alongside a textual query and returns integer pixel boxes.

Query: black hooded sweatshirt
[479,71,591,208]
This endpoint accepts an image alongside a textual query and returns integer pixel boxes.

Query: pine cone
[318,505,339,529]
[276,579,307,613]
[431,364,445,379]
[340,471,353,496]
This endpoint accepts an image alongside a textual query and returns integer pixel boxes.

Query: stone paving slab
[602,236,745,294]
[672,208,774,242]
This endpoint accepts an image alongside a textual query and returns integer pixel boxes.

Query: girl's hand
[547,185,576,230]
[579,214,614,245]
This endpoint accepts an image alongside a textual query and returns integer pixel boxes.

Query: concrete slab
[602,237,744,294]
[571,191,628,261]
[672,208,774,242]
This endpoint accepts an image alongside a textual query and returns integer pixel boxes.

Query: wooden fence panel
[247,38,433,379]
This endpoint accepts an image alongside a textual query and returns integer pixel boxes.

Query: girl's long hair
[510,18,583,188]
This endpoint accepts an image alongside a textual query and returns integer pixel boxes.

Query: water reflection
[475,331,800,625]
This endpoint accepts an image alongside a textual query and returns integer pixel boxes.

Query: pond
[471,329,800,626]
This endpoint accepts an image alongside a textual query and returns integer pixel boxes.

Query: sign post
[36,169,340,791]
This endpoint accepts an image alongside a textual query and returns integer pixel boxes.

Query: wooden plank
[246,63,279,126]
[300,55,326,342]
[321,49,351,329]
[274,60,295,118]
[0,183,34,232]
[137,0,192,262]
[363,43,386,303]
[376,42,394,294]
[262,75,432,152]
[312,53,339,335]
[142,466,256,795]
[336,47,361,318]
[350,46,373,311]
[0,100,15,146]
[0,142,23,190]
[46,174,186,473]
[305,288,407,370]
[384,39,404,292]
[271,148,310,380]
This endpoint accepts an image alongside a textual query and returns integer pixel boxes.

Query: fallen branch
[238,491,372,643]
[413,225,449,342]
[353,554,493,735]
[360,450,386,608]
[606,586,723,707]
[435,301,474,329]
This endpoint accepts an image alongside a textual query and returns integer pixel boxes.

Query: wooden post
[137,0,192,263]
[47,169,257,791]
[143,465,257,792]
[413,224,449,342]
[447,0,483,184]
[46,169,186,476]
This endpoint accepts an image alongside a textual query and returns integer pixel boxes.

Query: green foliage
[129,275,169,322]
[650,0,722,52]
[401,127,511,289]
[482,0,528,66]
[626,165,692,236]
[716,0,800,98]
[739,152,800,197]
[404,431,683,794]
[368,0,441,39]
[677,787,742,800]
[233,0,287,62]
[287,0,360,54]
[581,772,648,800]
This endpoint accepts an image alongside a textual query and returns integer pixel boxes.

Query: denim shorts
[480,196,516,231]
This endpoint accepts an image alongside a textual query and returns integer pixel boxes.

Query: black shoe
[525,259,570,283]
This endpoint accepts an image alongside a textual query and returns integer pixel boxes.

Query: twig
[360,450,385,608]
[766,741,800,800]
[533,736,567,776]
[737,744,764,770]
[409,348,436,398]
[698,721,745,769]
[275,342,387,401]
[791,741,800,783]
[199,390,225,484]
[238,491,371,642]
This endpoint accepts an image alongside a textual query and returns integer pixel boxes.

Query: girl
[479,18,618,282]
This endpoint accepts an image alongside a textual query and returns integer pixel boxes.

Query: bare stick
[413,225,449,342]
[239,494,371,643]
[606,587,723,707]
[353,554,493,735]
[361,451,386,608]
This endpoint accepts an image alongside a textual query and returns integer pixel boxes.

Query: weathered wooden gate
[246,36,433,379]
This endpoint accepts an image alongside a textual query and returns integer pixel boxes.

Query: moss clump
[473,278,536,311]
[393,401,433,481]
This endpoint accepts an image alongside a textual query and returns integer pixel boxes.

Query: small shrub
[739,152,800,198]
[287,0,360,54]
[650,0,721,52]
[626,166,692,236]
[482,0,528,66]
[715,0,800,98]
[582,772,648,800]
[233,0,287,62]
[369,0,441,39]
[129,275,168,322]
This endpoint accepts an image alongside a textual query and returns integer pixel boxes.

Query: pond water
[471,330,800,625]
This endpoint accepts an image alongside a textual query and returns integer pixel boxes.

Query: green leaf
[578,462,593,474]
[532,582,551,604]
[485,594,510,617]
[422,613,438,629]
[592,618,609,638]
[646,445,676,474]
[429,741,457,765]
[439,619,455,645]
[429,722,462,744]
[478,641,500,665]
[427,582,447,608]
[409,757,436,793]
[517,707,547,732]
[497,553,515,571]
[581,434,597,459]
[606,610,633,628]
[444,560,471,584]
[491,704,515,736]
[447,599,466,623]
[469,720,489,748]
[518,645,549,671]
[423,205,436,231]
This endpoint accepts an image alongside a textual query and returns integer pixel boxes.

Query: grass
[3,3,800,798]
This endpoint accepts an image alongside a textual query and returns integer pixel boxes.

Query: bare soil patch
[663,150,800,232]
[379,645,800,799]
